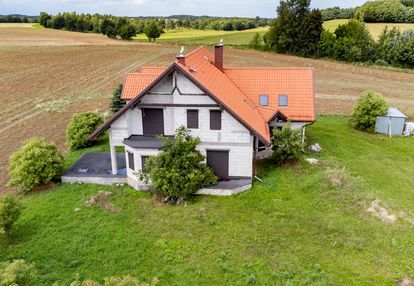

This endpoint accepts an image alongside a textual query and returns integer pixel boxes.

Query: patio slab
[61,152,127,185]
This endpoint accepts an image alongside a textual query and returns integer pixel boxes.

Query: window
[210,110,222,130]
[127,152,135,171]
[187,110,199,129]
[141,156,149,170]
[279,95,288,107]
[259,95,268,106]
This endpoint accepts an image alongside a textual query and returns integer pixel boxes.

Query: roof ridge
[224,67,314,70]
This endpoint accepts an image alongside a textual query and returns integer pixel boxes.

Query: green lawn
[133,27,269,46]
[323,19,414,40]
[2,116,414,285]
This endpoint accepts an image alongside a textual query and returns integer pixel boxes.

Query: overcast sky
[1,0,366,18]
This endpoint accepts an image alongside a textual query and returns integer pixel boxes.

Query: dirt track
[1,28,413,192]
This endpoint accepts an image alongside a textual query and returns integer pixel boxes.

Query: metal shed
[375,108,407,136]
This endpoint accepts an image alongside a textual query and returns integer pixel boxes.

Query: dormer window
[279,95,288,107]
[259,95,268,106]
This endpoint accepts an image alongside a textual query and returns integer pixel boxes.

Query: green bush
[271,124,304,164]
[0,259,37,286]
[110,84,126,113]
[0,195,22,235]
[8,138,64,193]
[351,91,388,132]
[139,126,217,200]
[66,112,104,151]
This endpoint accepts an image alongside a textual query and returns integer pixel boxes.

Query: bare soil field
[0,27,133,46]
[1,28,413,192]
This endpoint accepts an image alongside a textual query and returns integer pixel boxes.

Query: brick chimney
[215,39,224,71]
[176,46,186,65]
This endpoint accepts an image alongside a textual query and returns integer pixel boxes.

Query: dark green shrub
[351,91,388,132]
[0,259,37,286]
[139,126,217,200]
[66,112,104,151]
[8,138,64,193]
[271,124,304,164]
[110,84,126,113]
[0,195,22,235]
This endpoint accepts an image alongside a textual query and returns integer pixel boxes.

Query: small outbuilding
[375,108,407,136]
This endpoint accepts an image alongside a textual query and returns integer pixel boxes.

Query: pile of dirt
[397,277,414,286]
[367,200,397,224]
[84,191,119,212]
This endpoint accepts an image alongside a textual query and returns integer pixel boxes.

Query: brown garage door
[207,150,229,180]
[142,108,164,135]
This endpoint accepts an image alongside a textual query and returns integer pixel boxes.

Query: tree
[265,0,323,57]
[8,138,64,193]
[144,22,161,42]
[118,23,136,40]
[110,84,126,113]
[333,20,376,62]
[0,195,22,235]
[66,112,104,151]
[101,18,117,38]
[39,12,51,27]
[351,91,388,132]
[139,126,217,200]
[271,124,304,164]
[317,30,336,58]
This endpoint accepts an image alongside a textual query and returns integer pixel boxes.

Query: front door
[142,108,164,136]
[206,150,229,180]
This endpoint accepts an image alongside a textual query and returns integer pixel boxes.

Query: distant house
[89,44,315,191]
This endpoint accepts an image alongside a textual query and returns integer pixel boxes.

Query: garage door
[142,108,164,136]
[206,150,229,180]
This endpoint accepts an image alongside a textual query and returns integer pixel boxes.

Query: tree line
[36,12,269,41]
[0,15,37,23]
[251,0,414,69]
[320,0,414,23]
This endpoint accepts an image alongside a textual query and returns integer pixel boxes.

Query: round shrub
[351,91,388,132]
[139,126,217,200]
[0,195,22,235]
[271,123,304,164]
[8,138,64,193]
[66,112,104,151]
[0,259,37,286]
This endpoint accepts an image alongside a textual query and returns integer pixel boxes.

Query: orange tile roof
[116,46,315,144]
[176,47,271,144]
[121,67,166,100]
[224,67,315,122]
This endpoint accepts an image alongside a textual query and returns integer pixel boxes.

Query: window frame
[141,155,149,170]
[186,109,199,129]
[279,94,288,107]
[127,151,135,171]
[259,95,269,107]
[210,110,222,130]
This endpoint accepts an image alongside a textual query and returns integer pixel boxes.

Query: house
[89,43,315,193]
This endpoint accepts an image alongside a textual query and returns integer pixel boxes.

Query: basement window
[259,95,268,106]
[279,95,288,107]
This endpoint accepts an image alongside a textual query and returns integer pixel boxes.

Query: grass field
[1,27,414,193]
[1,116,414,285]
[133,27,269,46]
[323,19,414,40]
